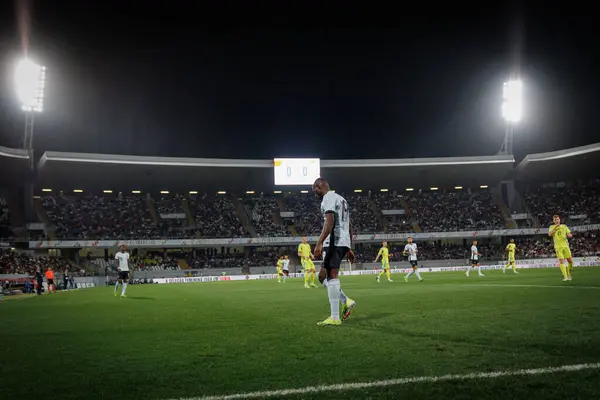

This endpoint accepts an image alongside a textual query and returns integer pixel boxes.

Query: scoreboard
[273,158,320,185]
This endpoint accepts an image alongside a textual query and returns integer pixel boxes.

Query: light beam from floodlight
[15,58,46,112]
[500,79,522,155]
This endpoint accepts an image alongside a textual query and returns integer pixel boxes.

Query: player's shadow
[127,296,155,301]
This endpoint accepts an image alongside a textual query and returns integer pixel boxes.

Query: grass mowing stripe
[175,363,600,400]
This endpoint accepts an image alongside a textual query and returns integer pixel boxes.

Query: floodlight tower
[15,58,46,168]
[500,79,522,155]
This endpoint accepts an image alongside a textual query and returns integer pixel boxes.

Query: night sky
[0,2,598,161]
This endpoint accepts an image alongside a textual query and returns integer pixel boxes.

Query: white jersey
[320,191,351,248]
[115,251,130,271]
[471,245,479,261]
[404,243,418,261]
[282,259,290,271]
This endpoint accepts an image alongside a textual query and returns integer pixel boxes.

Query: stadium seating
[43,195,157,240]
[0,248,76,275]
[0,197,12,240]
[34,184,599,240]
[405,189,505,232]
[191,195,247,238]
[523,181,600,226]
[244,196,288,236]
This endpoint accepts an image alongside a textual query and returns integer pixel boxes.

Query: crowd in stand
[32,183,600,241]
[0,248,83,275]
[523,181,600,226]
[405,190,505,232]
[44,195,156,240]
[192,195,247,238]
[0,197,12,240]
[246,197,288,236]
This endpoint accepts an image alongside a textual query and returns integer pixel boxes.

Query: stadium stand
[0,196,13,240]
[404,189,505,232]
[43,194,157,239]
[191,195,247,238]
[0,248,76,275]
[523,181,600,226]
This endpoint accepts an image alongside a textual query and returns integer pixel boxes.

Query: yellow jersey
[378,247,389,261]
[298,243,311,259]
[506,243,516,254]
[276,259,284,269]
[549,224,571,249]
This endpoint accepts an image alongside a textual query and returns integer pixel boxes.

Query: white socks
[323,278,348,304]
[327,278,341,320]
[114,282,120,292]
[406,270,423,280]
[121,283,128,296]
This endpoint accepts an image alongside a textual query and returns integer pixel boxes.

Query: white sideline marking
[462,284,600,290]
[172,363,600,400]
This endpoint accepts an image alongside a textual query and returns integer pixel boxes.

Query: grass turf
[1,268,600,399]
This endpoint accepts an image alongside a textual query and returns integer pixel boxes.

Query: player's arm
[297,244,303,258]
[316,213,334,249]
[548,225,558,236]
[347,219,356,263]
[566,226,573,239]
[374,249,381,262]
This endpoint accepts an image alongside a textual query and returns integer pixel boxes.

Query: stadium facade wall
[27,224,600,249]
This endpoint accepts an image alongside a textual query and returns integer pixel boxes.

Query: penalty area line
[172,362,600,400]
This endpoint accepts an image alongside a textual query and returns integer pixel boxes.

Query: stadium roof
[36,151,516,192]
[0,145,31,185]
[515,142,600,182]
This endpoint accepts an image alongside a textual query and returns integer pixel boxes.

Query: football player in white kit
[313,178,356,326]
[282,255,290,283]
[403,237,423,282]
[466,239,485,277]
[114,245,131,297]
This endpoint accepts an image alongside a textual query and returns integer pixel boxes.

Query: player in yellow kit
[503,239,519,274]
[549,215,574,281]
[375,241,393,282]
[298,237,317,289]
[276,255,284,283]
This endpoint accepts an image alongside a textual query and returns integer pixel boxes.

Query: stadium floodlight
[405,188,414,192]
[42,188,52,192]
[502,79,522,123]
[73,189,83,193]
[16,58,46,113]
[500,79,522,155]
[380,188,389,192]
[430,187,439,191]
[480,185,489,189]
[217,191,226,195]
[246,190,255,194]
[454,186,463,190]
[132,190,142,194]
[273,190,282,194]
[354,189,362,193]
[300,190,309,194]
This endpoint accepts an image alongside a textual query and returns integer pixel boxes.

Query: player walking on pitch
[282,255,290,283]
[298,237,318,288]
[504,239,519,274]
[549,215,574,281]
[403,237,423,282]
[276,256,284,283]
[114,245,130,297]
[375,241,393,282]
[466,240,485,277]
[313,178,356,326]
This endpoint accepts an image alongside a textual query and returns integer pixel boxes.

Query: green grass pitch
[2,268,600,400]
